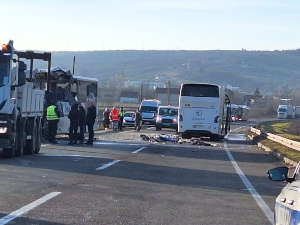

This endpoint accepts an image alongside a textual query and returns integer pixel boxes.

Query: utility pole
[140,83,143,102]
[72,56,75,75]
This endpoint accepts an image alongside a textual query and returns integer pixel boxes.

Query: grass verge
[256,120,300,162]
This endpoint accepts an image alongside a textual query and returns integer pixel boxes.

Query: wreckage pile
[140,134,213,146]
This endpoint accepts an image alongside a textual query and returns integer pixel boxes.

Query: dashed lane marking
[95,146,147,170]
[95,160,121,170]
[0,192,61,225]
[132,147,146,153]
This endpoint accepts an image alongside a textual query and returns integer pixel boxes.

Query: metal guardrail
[250,127,300,151]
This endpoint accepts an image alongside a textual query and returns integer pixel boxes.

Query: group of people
[103,107,125,131]
[46,103,143,146]
[46,101,97,145]
[103,107,142,131]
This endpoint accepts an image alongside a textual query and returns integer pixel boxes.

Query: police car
[268,163,300,224]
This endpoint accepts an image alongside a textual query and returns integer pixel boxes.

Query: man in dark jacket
[134,108,142,131]
[85,102,97,145]
[68,103,81,145]
[78,102,86,144]
[103,107,110,130]
[118,107,125,130]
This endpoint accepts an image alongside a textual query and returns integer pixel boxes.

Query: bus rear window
[181,84,219,98]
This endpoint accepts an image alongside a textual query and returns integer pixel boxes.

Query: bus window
[87,83,97,97]
[181,84,219,98]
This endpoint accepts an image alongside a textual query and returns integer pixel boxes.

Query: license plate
[193,125,203,128]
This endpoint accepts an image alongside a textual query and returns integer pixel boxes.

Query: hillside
[31,49,300,94]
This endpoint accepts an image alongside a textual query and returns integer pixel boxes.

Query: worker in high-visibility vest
[118,107,125,130]
[46,101,61,144]
[110,107,120,131]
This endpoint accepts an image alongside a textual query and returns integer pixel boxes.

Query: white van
[139,99,161,125]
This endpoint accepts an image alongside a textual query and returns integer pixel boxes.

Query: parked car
[155,106,178,131]
[122,111,135,127]
[268,163,300,224]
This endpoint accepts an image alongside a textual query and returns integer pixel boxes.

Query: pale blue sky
[2,0,300,51]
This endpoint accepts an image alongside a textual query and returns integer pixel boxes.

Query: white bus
[178,83,230,141]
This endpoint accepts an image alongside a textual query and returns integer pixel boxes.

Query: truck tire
[24,118,37,155]
[15,117,24,157]
[35,118,42,153]
[2,124,16,158]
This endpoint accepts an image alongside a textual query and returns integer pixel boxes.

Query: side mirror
[18,71,26,86]
[17,61,27,86]
[267,167,289,181]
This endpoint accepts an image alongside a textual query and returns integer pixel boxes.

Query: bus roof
[181,83,219,87]
[73,75,98,83]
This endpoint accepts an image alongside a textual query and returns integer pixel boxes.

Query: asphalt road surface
[0,120,287,225]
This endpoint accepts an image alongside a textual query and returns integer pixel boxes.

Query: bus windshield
[181,84,219,98]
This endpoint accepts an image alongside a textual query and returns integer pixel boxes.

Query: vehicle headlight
[0,127,8,133]
[173,118,178,122]
[157,117,162,121]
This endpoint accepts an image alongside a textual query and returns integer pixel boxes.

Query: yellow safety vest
[47,105,59,120]
[119,110,125,117]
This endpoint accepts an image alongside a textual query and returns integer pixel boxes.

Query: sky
[2,0,300,51]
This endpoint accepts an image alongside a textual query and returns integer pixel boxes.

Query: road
[0,120,287,225]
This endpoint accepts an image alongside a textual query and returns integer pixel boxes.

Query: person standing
[103,107,110,130]
[134,108,143,131]
[68,103,81,145]
[85,102,97,145]
[118,107,125,130]
[78,102,86,144]
[110,107,120,131]
[46,101,61,144]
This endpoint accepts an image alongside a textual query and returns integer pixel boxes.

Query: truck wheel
[15,118,24,157]
[24,119,37,155]
[2,124,17,158]
[35,118,42,153]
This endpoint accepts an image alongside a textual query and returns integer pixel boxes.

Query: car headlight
[173,118,178,122]
[157,117,162,121]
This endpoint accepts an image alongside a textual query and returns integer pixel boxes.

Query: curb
[249,135,298,167]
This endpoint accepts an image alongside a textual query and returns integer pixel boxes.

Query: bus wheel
[181,133,191,139]
[210,134,220,142]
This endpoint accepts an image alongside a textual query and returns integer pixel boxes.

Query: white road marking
[96,160,121,170]
[132,147,146,153]
[224,142,274,224]
[95,147,147,170]
[0,192,61,225]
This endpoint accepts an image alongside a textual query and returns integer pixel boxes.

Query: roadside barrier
[250,127,300,152]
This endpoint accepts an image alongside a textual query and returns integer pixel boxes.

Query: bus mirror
[225,94,230,104]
